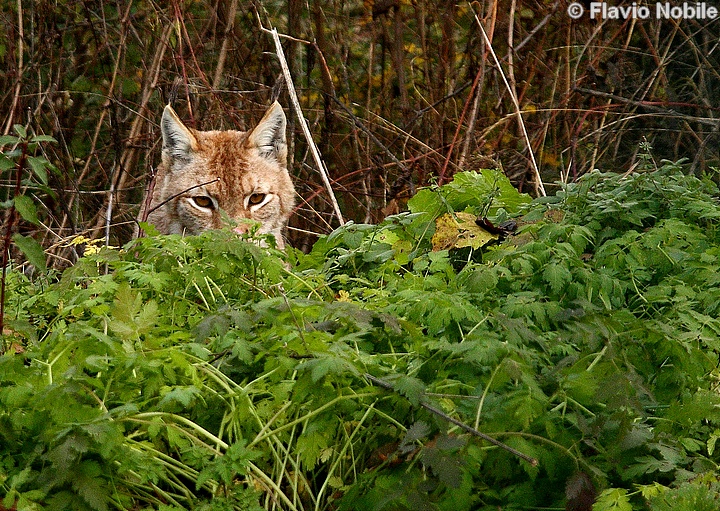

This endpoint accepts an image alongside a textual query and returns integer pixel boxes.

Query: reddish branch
[0,140,28,344]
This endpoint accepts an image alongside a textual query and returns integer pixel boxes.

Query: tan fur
[138,102,295,248]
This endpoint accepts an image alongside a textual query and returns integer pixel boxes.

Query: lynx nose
[233,224,250,235]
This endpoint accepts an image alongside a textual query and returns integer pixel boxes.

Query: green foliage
[642,473,720,511]
[0,127,58,273]
[3,166,720,510]
[408,169,532,221]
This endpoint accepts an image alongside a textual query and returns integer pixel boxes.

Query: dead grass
[0,0,718,263]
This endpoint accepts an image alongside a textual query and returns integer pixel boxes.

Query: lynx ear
[246,101,287,163]
[161,105,198,161]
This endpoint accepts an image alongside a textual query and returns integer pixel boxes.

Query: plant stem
[469,2,546,197]
[366,373,539,466]
[0,140,28,349]
[259,21,345,226]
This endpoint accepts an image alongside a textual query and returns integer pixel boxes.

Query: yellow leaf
[431,212,498,251]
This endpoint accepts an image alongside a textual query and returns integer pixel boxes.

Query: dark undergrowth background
[1,0,719,264]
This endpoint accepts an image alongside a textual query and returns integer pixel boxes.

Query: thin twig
[258,19,345,226]
[212,0,239,90]
[135,178,221,237]
[438,61,484,184]
[105,163,116,248]
[458,1,495,170]
[573,87,720,126]
[365,373,538,466]
[469,2,546,197]
[513,1,560,54]
[329,97,408,174]
[0,140,28,348]
[3,0,23,135]
[91,21,173,238]
[458,75,483,170]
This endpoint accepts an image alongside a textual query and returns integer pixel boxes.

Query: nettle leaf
[13,124,27,139]
[197,440,258,488]
[229,335,254,363]
[12,233,46,272]
[543,262,572,295]
[72,460,109,511]
[7,162,720,510]
[707,429,720,456]
[46,491,75,511]
[403,421,431,445]
[593,488,633,511]
[46,433,91,469]
[158,385,200,409]
[109,283,158,339]
[297,423,331,470]
[392,375,426,407]
[302,354,358,382]
[637,482,666,501]
[624,455,676,479]
[136,300,159,333]
[27,156,51,185]
[122,266,173,292]
[420,435,466,488]
[13,195,39,225]
[399,421,431,455]
[647,480,720,511]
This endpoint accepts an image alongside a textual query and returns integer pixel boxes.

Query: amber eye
[192,196,215,209]
[248,193,266,206]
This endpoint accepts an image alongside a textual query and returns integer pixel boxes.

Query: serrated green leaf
[30,135,57,144]
[13,195,39,225]
[637,482,666,500]
[158,386,199,409]
[136,300,159,334]
[593,488,632,511]
[12,233,46,272]
[708,430,720,456]
[13,124,27,139]
[0,135,19,146]
[109,283,158,339]
[403,421,431,444]
[297,427,329,470]
[73,460,109,511]
[420,436,465,488]
[4,162,720,511]
[393,375,426,407]
[27,156,50,185]
[0,155,14,173]
[7,466,34,490]
[543,262,572,295]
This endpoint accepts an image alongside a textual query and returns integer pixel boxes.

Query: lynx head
[142,102,295,248]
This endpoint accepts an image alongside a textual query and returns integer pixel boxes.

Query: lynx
[138,102,295,248]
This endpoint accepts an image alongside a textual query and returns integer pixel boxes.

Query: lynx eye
[192,196,215,209]
[248,193,267,206]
